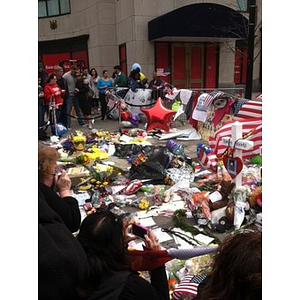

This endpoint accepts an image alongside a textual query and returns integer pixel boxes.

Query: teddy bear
[208,180,235,211]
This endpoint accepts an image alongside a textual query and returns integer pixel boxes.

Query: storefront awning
[148,3,248,42]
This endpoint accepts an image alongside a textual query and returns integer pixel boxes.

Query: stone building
[38,0,262,94]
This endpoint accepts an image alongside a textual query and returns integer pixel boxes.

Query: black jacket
[76,80,90,101]
[84,266,169,300]
[57,77,70,100]
[38,183,81,233]
[38,187,88,300]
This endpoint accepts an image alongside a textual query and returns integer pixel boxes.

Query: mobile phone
[132,223,148,239]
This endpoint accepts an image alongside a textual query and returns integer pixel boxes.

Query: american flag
[203,90,225,108]
[231,98,250,115]
[172,274,207,300]
[156,68,171,77]
[233,100,262,121]
[197,149,218,172]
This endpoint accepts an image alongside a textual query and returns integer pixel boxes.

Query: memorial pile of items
[43,89,262,299]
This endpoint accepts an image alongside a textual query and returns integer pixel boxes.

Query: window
[38,0,70,18]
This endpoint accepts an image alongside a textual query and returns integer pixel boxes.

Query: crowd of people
[38,63,166,141]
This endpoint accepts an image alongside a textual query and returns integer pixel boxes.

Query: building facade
[38,0,262,94]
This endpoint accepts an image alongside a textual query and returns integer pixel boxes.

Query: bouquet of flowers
[71,130,86,150]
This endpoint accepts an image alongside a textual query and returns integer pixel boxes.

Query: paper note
[139,217,156,227]
[152,227,173,243]
[194,233,215,245]
[209,191,222,203]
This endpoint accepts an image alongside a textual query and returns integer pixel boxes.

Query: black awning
[148,3,248,41]
[38,34,89,54]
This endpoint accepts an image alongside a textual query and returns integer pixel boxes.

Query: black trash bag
[114,144,143,158]
[129,147,172,184]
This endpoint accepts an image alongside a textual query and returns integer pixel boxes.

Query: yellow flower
[84,147,101,160]
[78,184,92,190]
[138,199,149,210]
[72,135,86,142]
[82,155,91,165]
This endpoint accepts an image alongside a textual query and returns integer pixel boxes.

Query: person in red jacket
[44,73,64,135]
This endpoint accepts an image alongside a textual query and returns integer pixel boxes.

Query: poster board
[198,111,233,141]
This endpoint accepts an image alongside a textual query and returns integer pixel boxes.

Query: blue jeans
[66,95,85,127]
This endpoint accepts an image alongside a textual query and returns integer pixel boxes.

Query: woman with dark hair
[96,70,113,120]
[89,68,100,115]
[75,72,93,129]
[76,210,170,300]
[128,69,145,92]
[196,230,262,300]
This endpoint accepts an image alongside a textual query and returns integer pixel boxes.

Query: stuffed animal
[209,180,235,211]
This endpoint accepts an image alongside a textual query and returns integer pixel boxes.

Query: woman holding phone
[76,210,170,299]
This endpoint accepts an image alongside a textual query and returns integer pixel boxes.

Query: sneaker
[81,124,88,127]
[88,124,93,130]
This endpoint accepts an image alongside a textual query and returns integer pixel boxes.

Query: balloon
[141,98,176,132]
[131,63,142,72]
[121,121,134,128]
[52,122,67,136]
[130,115,139,126]
[121,111,131,121]
[166,140,184,155]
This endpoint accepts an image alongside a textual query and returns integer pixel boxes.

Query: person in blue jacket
[97,70,113,120]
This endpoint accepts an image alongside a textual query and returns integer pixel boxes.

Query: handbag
[86,87,94,98]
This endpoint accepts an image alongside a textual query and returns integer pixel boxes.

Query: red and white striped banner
[208,118,262,160]
[198,118,262,171]
[233,100,262,121]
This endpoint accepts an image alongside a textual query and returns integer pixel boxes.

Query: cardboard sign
[198,111,233,141]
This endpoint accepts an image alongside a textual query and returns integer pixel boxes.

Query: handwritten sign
[221,137,254,150]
